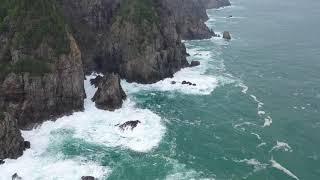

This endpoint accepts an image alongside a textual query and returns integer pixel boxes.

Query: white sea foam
[257,142,267,148]
[235,158,268,172]
[251,132,261,140]
[269,141,293,153]
[0,74,166,179]
[270,158,299,180]
[122,48,221,96]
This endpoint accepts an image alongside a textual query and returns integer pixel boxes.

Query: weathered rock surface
[60,0,189,83]
[0,1,85,162]
[199,0,231,9]
[0,113,25,160]
[161,0,215,40]
[92,73,126,111]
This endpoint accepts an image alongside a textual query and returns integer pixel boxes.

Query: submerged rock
[223,31,231,40]
[117,120,141,131]
[190,61,200,67]
[92,73,126,111]
[171,81,177,85]
[81,176,95,180]
[12,173,22,180]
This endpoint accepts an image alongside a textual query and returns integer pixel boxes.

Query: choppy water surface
[1,0,320,179]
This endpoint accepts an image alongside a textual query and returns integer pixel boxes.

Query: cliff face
[60,0,189,83]
[0,113,25,160]
[0,1,85,128]
[161,0,214,40]
[199,0,231,9]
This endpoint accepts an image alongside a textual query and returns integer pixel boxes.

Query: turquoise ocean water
[1,0,320,179]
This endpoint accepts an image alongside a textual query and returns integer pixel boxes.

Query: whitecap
[269,141,293,153]
[270,158,299,180]
[234,158,268,172]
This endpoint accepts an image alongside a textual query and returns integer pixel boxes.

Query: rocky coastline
[0,0,230,169]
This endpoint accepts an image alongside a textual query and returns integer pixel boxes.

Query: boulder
[81,176,95,180]
[0,159,4,164]
[171,81,177,85]
[223,31,231,40]
[24,141,31,149]
[190,61,200,67]
[92,73,126,111]
[117,120,141,131]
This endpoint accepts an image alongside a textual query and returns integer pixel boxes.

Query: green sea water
[1,0,320,179]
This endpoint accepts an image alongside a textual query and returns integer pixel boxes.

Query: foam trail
[269,141,293,152]
[270,159,299,180]
[235,158,268,172]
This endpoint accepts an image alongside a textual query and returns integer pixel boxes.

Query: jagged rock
[161,0,214,40]
[117,120,141,131]
[24,141,30,149]
[0,159,5,164]
[60,0,189,83]
[190,61,200,67]
[81,176,95,180]
[90,75,103,88]
[0,33,85,129]
[199,0,231,9]
[12,173,22,180]
[182,81,188,85]
[92,73,126,111]
[223,31,231,40]
[0,113,25,160]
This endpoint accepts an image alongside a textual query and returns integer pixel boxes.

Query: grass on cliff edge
[118,0,160,26]
[0,0,70,78]
[0,0,70,55]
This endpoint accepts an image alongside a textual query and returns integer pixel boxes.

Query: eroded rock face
[0,34,85,129]
[199,0,231,9]
[92,73,126,111]
[60,0,191,83]
[0,113,25,160]
[161,0,214,40]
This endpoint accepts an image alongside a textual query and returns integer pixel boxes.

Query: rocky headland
[0,0,230,163]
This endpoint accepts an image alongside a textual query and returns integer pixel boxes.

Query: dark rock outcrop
[12,173,22,180]
[81,176,96,180]
[90,75,103,88]
[223,31,231,40]
[199,0,231,9]
[0,113,25,160]
[117,120,141,131]
[161,0,215,40]
[60,0,189,83]
[190,60,200,67]
[0,1,85,128]
[92,73,126,111]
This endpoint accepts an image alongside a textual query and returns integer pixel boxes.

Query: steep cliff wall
[60,0,189,83]
[0,0,85,128]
